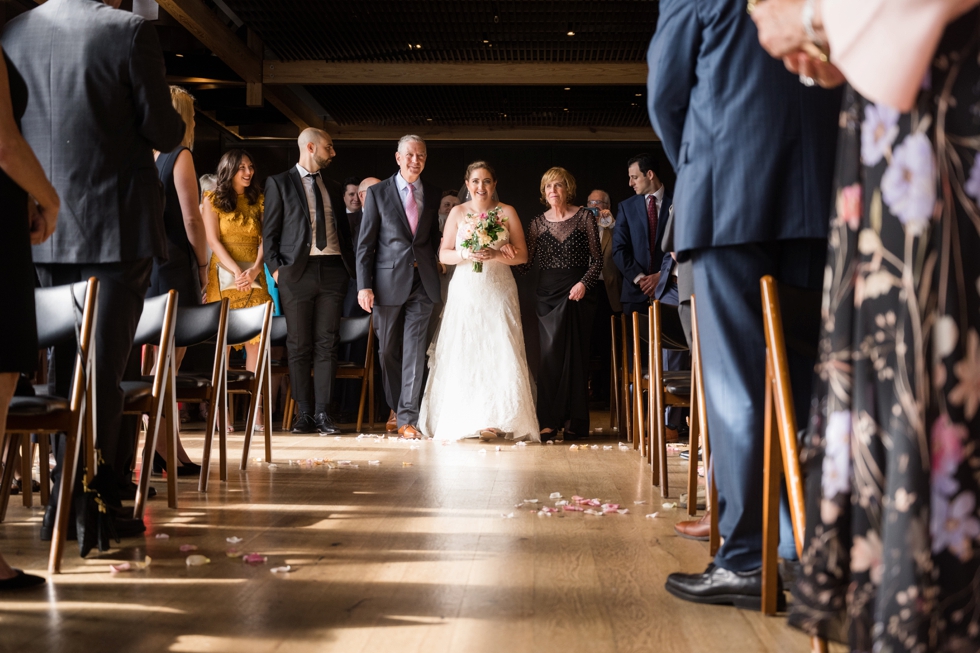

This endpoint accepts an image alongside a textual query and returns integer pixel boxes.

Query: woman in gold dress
[202,149,272,429]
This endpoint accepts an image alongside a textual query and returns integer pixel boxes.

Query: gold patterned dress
[203,190,273,319]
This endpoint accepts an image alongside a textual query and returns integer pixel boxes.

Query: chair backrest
[776,282,821,360]
[227,303,271,346]
[134,293,173,347]
[34,281,91,349]
[174,301,224,348]
[338,314,371,345]
[635,312,650,344]
[658,303,689,351]
[269,315,288,347]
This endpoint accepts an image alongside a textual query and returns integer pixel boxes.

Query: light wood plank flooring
[0,415,835,652]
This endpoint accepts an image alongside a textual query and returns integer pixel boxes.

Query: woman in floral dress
[752,1,980,649]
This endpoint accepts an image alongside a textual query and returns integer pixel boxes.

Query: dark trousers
[373,269,434,428]
[690,239,825,571]
[279,256,349,416]
[37,259,152,492]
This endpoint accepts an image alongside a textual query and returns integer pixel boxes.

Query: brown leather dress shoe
[386,410,398,433]
[674,511,711,541]
[398,424,422,439]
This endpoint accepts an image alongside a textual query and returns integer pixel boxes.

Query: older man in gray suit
[3,0,184,547]
[356,135,441,438]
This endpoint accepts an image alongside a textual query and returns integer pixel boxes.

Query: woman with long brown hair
[202,149,272,430]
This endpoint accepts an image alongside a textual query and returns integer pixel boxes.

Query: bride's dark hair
[464,160,497,182]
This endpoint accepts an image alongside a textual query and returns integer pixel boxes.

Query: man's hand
[28,197,58,245]
[638,272,660,297]
[358,288,375,313]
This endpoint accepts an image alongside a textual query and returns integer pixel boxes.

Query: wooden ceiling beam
[263,61,648,86]
[155,0,328,131]
[328,125,657,142]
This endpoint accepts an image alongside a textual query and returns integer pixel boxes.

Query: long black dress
[524,208,602,437]
[148,146,201,306]
[0,53,34,374]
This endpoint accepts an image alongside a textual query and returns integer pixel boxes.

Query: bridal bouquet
[459,206,508,273]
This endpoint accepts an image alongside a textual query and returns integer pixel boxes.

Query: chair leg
[218,377,228,482]
[761,365,782,616]
[38,435,50,506]
[649,387,660,485]
[134,410,160,520]
[368,362,375,430]
[198,394,220,492]
[165,379,179,510]
[20,437,32,508]
[686,391,701,517]
[355,372,367,433]
[610,315,619,430]
[264,365,273,462]
[0,433,21,523]
[659,402,671,498]
[240,390,257,471]
[281,378,293,432]
[49,423,82,574]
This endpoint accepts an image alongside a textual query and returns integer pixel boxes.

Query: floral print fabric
[789,12,980,651]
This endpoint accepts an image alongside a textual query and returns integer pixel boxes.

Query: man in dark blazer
[356,135,441,438]
[264,128,356,435]
[3,0,184,539]
[648,0,841,608]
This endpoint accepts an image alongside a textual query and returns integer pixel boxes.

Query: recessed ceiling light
[175,53,184,58]
[426,118,432,121]
[567,31,575,36]
[416,44,422,49]
[635,93,642,97]
[564,87,570,91]
[482,39,489,44]
[564,108,569,111]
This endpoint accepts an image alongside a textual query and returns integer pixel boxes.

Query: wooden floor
[0,413,830,653]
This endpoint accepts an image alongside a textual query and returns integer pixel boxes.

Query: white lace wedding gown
[419,220,539,441]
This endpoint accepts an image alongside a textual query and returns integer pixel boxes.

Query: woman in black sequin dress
[524,167,602,440]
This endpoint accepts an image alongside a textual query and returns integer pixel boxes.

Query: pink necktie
[405,183,419,234]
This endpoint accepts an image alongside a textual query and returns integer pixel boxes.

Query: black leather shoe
[291,412,317,434]
[664,564,784,611]
[315,412,341,436]
[118,480,156,501]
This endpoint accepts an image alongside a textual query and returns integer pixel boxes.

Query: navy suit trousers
[690,239,825,571]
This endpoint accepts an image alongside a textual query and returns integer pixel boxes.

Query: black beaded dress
[523,208,602,437]
[0,52,35,374]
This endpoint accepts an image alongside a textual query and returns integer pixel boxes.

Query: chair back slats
[174,300,224,348]
[34,281,90,349]
[339,314,371,345]
[133,293,172,347]
[269,315,288,347]
[149,291,178,399]
[635,313,650,344]
[227,304,269,346]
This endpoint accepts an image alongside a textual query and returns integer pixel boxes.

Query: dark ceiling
[154,0,660,140]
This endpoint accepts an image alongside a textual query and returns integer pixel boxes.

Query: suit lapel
[384,176,413,236]
[287,168,310,231]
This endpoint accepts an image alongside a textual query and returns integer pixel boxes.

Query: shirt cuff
[633,273,645,284]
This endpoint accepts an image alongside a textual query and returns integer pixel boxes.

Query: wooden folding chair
[759,276,827,652]
[281,314,376,432]
[123,290,179,518]
[609,314,628,433]
[648,301,692,497]
[224,302,274,471]
[631,311,653,462]
[619,314,633,445]
[168,299,229,492]
[2,278,99,573]
[266,316,294,432]
[685,295,713,519]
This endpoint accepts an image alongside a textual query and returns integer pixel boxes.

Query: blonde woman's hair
[170,86,196,150]
[539,166,576,206]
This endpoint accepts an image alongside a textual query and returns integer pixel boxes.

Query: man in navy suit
[647,0,841,608]
[612,153,687,438]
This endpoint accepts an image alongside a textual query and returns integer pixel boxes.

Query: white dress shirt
[634,185,665,284]
[296,163,340,256]
[394,171,425,218]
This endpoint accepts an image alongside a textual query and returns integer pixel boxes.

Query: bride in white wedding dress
[419,161,539,442]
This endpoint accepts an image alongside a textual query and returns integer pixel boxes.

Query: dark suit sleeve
[612,203,646,284]
[263,176,285,274]
[356,184,381,291]
[647,0,701,170]
[129,21,184,153]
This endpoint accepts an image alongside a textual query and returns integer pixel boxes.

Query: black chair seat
[8,395,69,416]
[226,370,254,383]
[120,381,153,405]
[664,373,691,396]
[173,374,213,390]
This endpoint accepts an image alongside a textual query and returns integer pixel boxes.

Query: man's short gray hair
[397,134,426,154]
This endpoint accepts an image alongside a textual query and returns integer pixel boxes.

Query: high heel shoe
[152,452,202,477]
